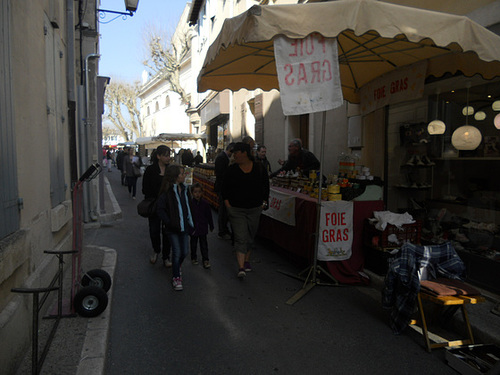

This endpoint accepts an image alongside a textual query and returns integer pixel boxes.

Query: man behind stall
[271,138,320,177]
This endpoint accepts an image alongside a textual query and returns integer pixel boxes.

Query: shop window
[155,101,159,112]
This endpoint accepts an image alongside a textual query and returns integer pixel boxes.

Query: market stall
[258,186,383,285]
[197,1,500,297]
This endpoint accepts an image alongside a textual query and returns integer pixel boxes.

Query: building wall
[0,0,85,372]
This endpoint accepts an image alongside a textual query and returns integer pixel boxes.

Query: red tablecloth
[258,187,384,285]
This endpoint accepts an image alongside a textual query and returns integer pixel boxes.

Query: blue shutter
[0,0,20,238]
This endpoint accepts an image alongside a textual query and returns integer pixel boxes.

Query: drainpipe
[82,53,100,222]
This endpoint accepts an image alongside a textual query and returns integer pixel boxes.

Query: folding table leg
[417,293,432,352]
[460,304,475,344]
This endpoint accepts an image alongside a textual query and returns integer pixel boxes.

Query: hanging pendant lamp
[451,83,482,150]
[427,90,446,135]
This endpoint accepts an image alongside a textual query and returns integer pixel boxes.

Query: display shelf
[434,157,500,161]
[193,173,218,209]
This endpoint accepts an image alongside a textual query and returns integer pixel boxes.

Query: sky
[98,0,190,83]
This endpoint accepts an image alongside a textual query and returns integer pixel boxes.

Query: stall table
[258,187,384,284]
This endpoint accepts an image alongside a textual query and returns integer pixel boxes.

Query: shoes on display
[414,155,425,166]
[150,252,158,264]
[237,268,246,278]
[172,277,183,291]
[421,155,435,166]
[192,259,199,265]
[244,262,252,272]
[163,259,172,268]
[203,261,211,269]
[405,155,416,166]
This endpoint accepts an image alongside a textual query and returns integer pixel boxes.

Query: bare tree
[143,25,192,105]
[104,80,143,141]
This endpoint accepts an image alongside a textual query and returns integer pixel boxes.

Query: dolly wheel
[82,269,112,292]
[74,286,108,317]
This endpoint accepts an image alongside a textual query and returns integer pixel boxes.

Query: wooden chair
[410,291,485,352]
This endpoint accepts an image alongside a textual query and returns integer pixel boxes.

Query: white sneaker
[163,259,172,268]
[172,277,183,291]
[150,252,158,264]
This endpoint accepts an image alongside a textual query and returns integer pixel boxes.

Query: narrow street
[83,169,456,375]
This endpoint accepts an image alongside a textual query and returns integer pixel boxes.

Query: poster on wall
[317,200,354,261]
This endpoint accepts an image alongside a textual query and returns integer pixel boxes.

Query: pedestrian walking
[189,183,214,268]
[221,142,270,278]
[156,164,194,291]
[214,142,235,240]
[123,147,141,199]
[142,145,172,267]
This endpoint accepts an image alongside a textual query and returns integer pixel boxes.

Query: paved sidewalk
[14,172,500,374]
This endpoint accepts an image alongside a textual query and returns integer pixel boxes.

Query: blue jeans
[167,232,189,278]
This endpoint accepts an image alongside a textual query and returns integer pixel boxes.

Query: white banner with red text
[359,61,427,115]
[274,34,343,116]
[317,200,354,261]
[262,189,296,226]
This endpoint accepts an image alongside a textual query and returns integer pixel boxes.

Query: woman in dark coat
[142,145,172,266]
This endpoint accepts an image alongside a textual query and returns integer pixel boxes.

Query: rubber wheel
[74,286,108,317]
[81,269,112,292]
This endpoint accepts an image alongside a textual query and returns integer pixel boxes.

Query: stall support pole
[281,111,340,306]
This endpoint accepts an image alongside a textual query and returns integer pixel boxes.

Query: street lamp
[98,0,139,18]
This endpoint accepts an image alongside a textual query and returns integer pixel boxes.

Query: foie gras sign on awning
[274,34,343,116]
[359,60,427,115]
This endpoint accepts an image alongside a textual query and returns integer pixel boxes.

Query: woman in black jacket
[222,142,270,278]
[142,145,172,266]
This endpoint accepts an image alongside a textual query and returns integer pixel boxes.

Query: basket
[363,219,422,251]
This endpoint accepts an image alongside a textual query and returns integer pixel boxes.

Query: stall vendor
[270,138,320,178]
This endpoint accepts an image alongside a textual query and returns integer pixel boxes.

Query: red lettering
[317,35,326,54]
[322,59,332,82]
[322,230,330,242]
[297,63,307,85]
[374,86,386,100]
[305,35,314,55]
[289,40,298,57]
[311,61,320,83]
[403,77,408,90]
[343,228,349,241]
[340,212,346,226]
[284,64,294,85]
[336,230,343,242]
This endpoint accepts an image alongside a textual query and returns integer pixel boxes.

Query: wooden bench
[410,292,485,352]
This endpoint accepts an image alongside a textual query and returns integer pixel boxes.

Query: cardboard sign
[317,200,353,261]
[274,34,343,115]
[262,188,296,226]
[359,61,427,115]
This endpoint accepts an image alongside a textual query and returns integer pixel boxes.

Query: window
[45,18,66,207]
[0,0,19,238]
[147,106,150,116]
[155,101,159,112]
[165,95,170,107]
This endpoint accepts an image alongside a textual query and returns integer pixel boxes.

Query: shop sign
[262,189,296,226]
[359,60,427,115]
[317,200,353,261]
[274,34,343,116]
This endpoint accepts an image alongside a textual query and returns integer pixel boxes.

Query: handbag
[133,164,142,177]
[137,198,157,218]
